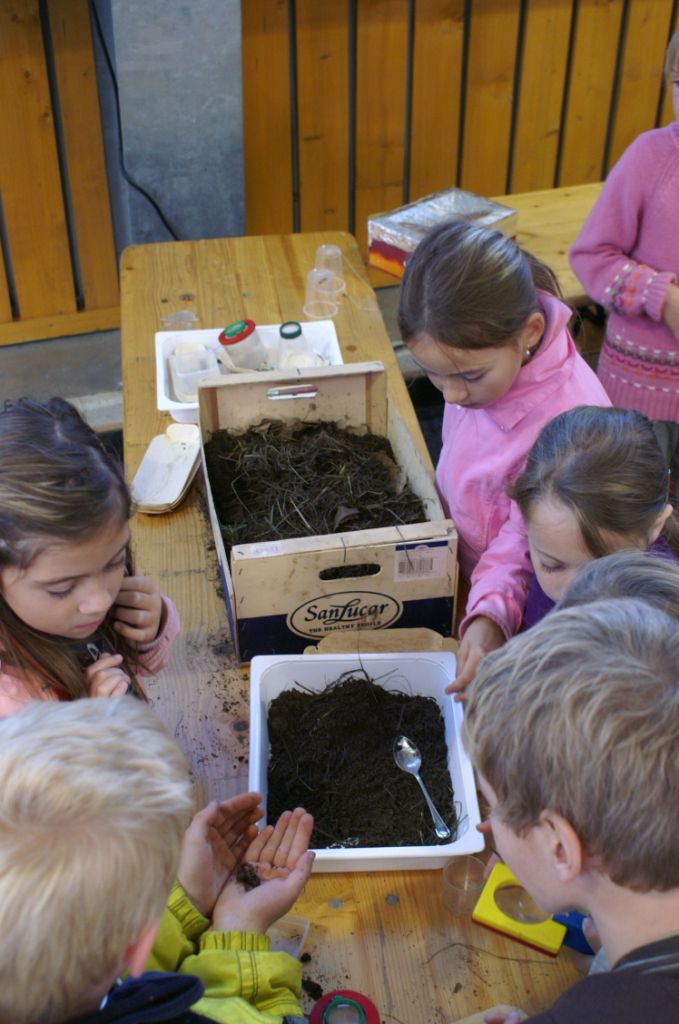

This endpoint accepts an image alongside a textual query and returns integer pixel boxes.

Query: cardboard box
[368,187,518,279]
[198,362,457,662]
[249,652,483,871]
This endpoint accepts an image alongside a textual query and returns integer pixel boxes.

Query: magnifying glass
[323,995,365,1024]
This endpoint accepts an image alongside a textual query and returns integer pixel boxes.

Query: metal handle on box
[266,384,319,400]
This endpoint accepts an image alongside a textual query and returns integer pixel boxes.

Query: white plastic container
[155,322,344,422]
[218,319,267,370]
[249,652,482,871]
[168,345,221,403]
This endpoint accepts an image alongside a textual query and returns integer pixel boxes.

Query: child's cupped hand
[113,575,163,645]
[446,616,506,698]
[211,807,315,935]
[177,793,265,917]
[85,652,131,698]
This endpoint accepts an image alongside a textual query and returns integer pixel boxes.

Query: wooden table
[121,231,579,1023]
[492,182,603,305]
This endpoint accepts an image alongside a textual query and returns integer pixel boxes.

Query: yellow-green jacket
[146,883,305,1024]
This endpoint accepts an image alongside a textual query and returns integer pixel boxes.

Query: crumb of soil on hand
[236,862,261,890]
[300,952,312,963]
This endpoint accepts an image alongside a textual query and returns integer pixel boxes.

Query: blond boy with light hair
[0,698,314,1024]
[463,598,679,1024]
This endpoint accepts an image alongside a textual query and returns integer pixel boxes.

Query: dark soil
[236,862,261,890]
[302,978,324,1000]
[203,420,425,554]
[266,670,457,847]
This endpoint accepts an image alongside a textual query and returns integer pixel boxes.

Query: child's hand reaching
[113,575,163,646]
[446,616,505,698]
[662,282,679,341]
[177,794,265,917]
[85,652,131,698]
[211,807,315,935]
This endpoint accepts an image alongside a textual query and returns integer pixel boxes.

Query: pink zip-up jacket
[435,293,611,639]
[0,594,180,717]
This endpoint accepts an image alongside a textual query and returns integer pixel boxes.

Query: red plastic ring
[309,990,379,1024]
[219,319,256,345]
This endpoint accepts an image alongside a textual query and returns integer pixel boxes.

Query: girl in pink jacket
[0,397,180,716]
[398,220,609,690]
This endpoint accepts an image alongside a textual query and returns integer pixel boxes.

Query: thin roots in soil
[266,670,457,848]
[203,420,425,554]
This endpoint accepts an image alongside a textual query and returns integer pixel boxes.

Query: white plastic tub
[155,322,343,422]
[249,652,483,871]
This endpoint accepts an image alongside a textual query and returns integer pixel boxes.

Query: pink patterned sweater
[569,121,679,423]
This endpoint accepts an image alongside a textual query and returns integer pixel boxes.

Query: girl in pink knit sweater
[570,30,679,491]
[0,398,180,715]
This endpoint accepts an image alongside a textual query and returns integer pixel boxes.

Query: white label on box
[394,544,449,581]
[236,542,284,557]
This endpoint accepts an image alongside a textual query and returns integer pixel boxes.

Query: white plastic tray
[130,423,201,514]
[249,652,482,872]
[155,322,343,422]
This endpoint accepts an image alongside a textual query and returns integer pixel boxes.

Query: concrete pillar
[94,0,244,251]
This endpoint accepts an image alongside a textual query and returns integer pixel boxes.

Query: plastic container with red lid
[218,319,267,370]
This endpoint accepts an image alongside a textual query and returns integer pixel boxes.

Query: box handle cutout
[319,563,381,581]
[267,384,318,400]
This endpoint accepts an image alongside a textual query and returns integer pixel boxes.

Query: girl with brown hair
[398,220,609,693]
[0,397,180,713]
[510,405,679,629]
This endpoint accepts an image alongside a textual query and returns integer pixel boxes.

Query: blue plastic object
[552,910,595,954]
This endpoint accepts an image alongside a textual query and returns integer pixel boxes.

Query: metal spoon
[393,735,452,839]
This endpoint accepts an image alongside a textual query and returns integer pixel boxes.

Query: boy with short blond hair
[0,698,314,1024]
[464,598,679,1023]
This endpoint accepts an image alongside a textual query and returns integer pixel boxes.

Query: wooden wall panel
[606,0,675,168]
[510,0,573,191]
[408,0,464,200]
[0,0,76,320]
[296,0,350,231]
[460,0,521,196]
[242,0,293,234]
[354,0,409,257]
[558,0,624,185]
[241,1,677,258]
[48,0,119,310]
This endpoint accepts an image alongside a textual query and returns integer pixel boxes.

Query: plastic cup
[303,268,339,319]
[442,855,486,916]
[315,243,345,292]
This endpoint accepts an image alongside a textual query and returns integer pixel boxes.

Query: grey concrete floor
[0,329,123,430]
[0,287,426,433]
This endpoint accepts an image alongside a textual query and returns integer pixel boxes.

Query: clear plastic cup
[314,243,345,292]
[303,268,339,319]
[442,855,486,916]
